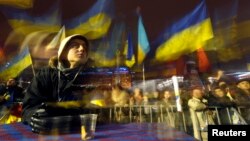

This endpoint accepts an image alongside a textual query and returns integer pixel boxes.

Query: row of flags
[0,0,115,81]
[1,0,114,39]
[1,0,237,81]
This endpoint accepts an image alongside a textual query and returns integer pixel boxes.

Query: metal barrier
[107,104,188,132]
[188,106,249,141]
[208,106,248,125]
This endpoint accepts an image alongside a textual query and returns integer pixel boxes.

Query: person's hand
[0,93,10,102]
[4,94,10,101]
[29,105,82,134]
[202,99,208,104]
[30,108,51,133]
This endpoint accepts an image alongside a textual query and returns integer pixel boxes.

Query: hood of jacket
[58,34,89,61]
[57,34,89,70]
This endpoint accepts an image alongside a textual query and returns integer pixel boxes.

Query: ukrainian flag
[91,22,125,67]
[90,39,117,67]
[0,1,61,35]
[0,47,32,81]
[155,0,213,62]
[106,22,125,59]
[65,0,114,40]
[138,15,150,65]
[124,32,135,67]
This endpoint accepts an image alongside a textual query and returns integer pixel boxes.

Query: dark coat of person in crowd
[208,86,236,125]
[232,79,250,124]
[208,86,236,108]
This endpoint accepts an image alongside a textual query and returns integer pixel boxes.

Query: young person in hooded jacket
[22,34,96,133]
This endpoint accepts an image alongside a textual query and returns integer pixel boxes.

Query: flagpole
[31,62,36,76]
[142,63,146,92]
[28,47,36,77]
[115,50,121,84]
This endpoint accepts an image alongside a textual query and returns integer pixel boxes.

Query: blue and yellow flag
[0,1,61,35]
[65,0,114,39]
[124,32,135,67]
[91,22,125,67]
[155,0,213,62]
[0,47,32,81]
[138,15,150,65]
[106,22,126,59]
[0,0,33,9]
[90,36,115,67]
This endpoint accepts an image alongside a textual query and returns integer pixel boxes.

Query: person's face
[134,88,141,95]
[143,96,148,102]
[214,88,225,98]
[153,91,159,98]
[134,89,143,99]
[192,89,203,99]
[66,38,88,67]
[6,78,16,87]
[237,81,250,90]
[164,91,171,99]
[217,70,224,77]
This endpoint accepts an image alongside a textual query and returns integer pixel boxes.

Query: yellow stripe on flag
[0,0,33,9]
[67,13,112,40]
[0,54,32,81]
[155,18,213,62]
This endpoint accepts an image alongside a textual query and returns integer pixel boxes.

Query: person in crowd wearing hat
[233,78,250,106]
[233,78,250,124]
[22,34,95,133]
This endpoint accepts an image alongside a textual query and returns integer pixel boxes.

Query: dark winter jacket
[22,66,87,124]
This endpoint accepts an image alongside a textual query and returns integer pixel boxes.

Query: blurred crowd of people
[1,69,250,141]
[0,78,24,124]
